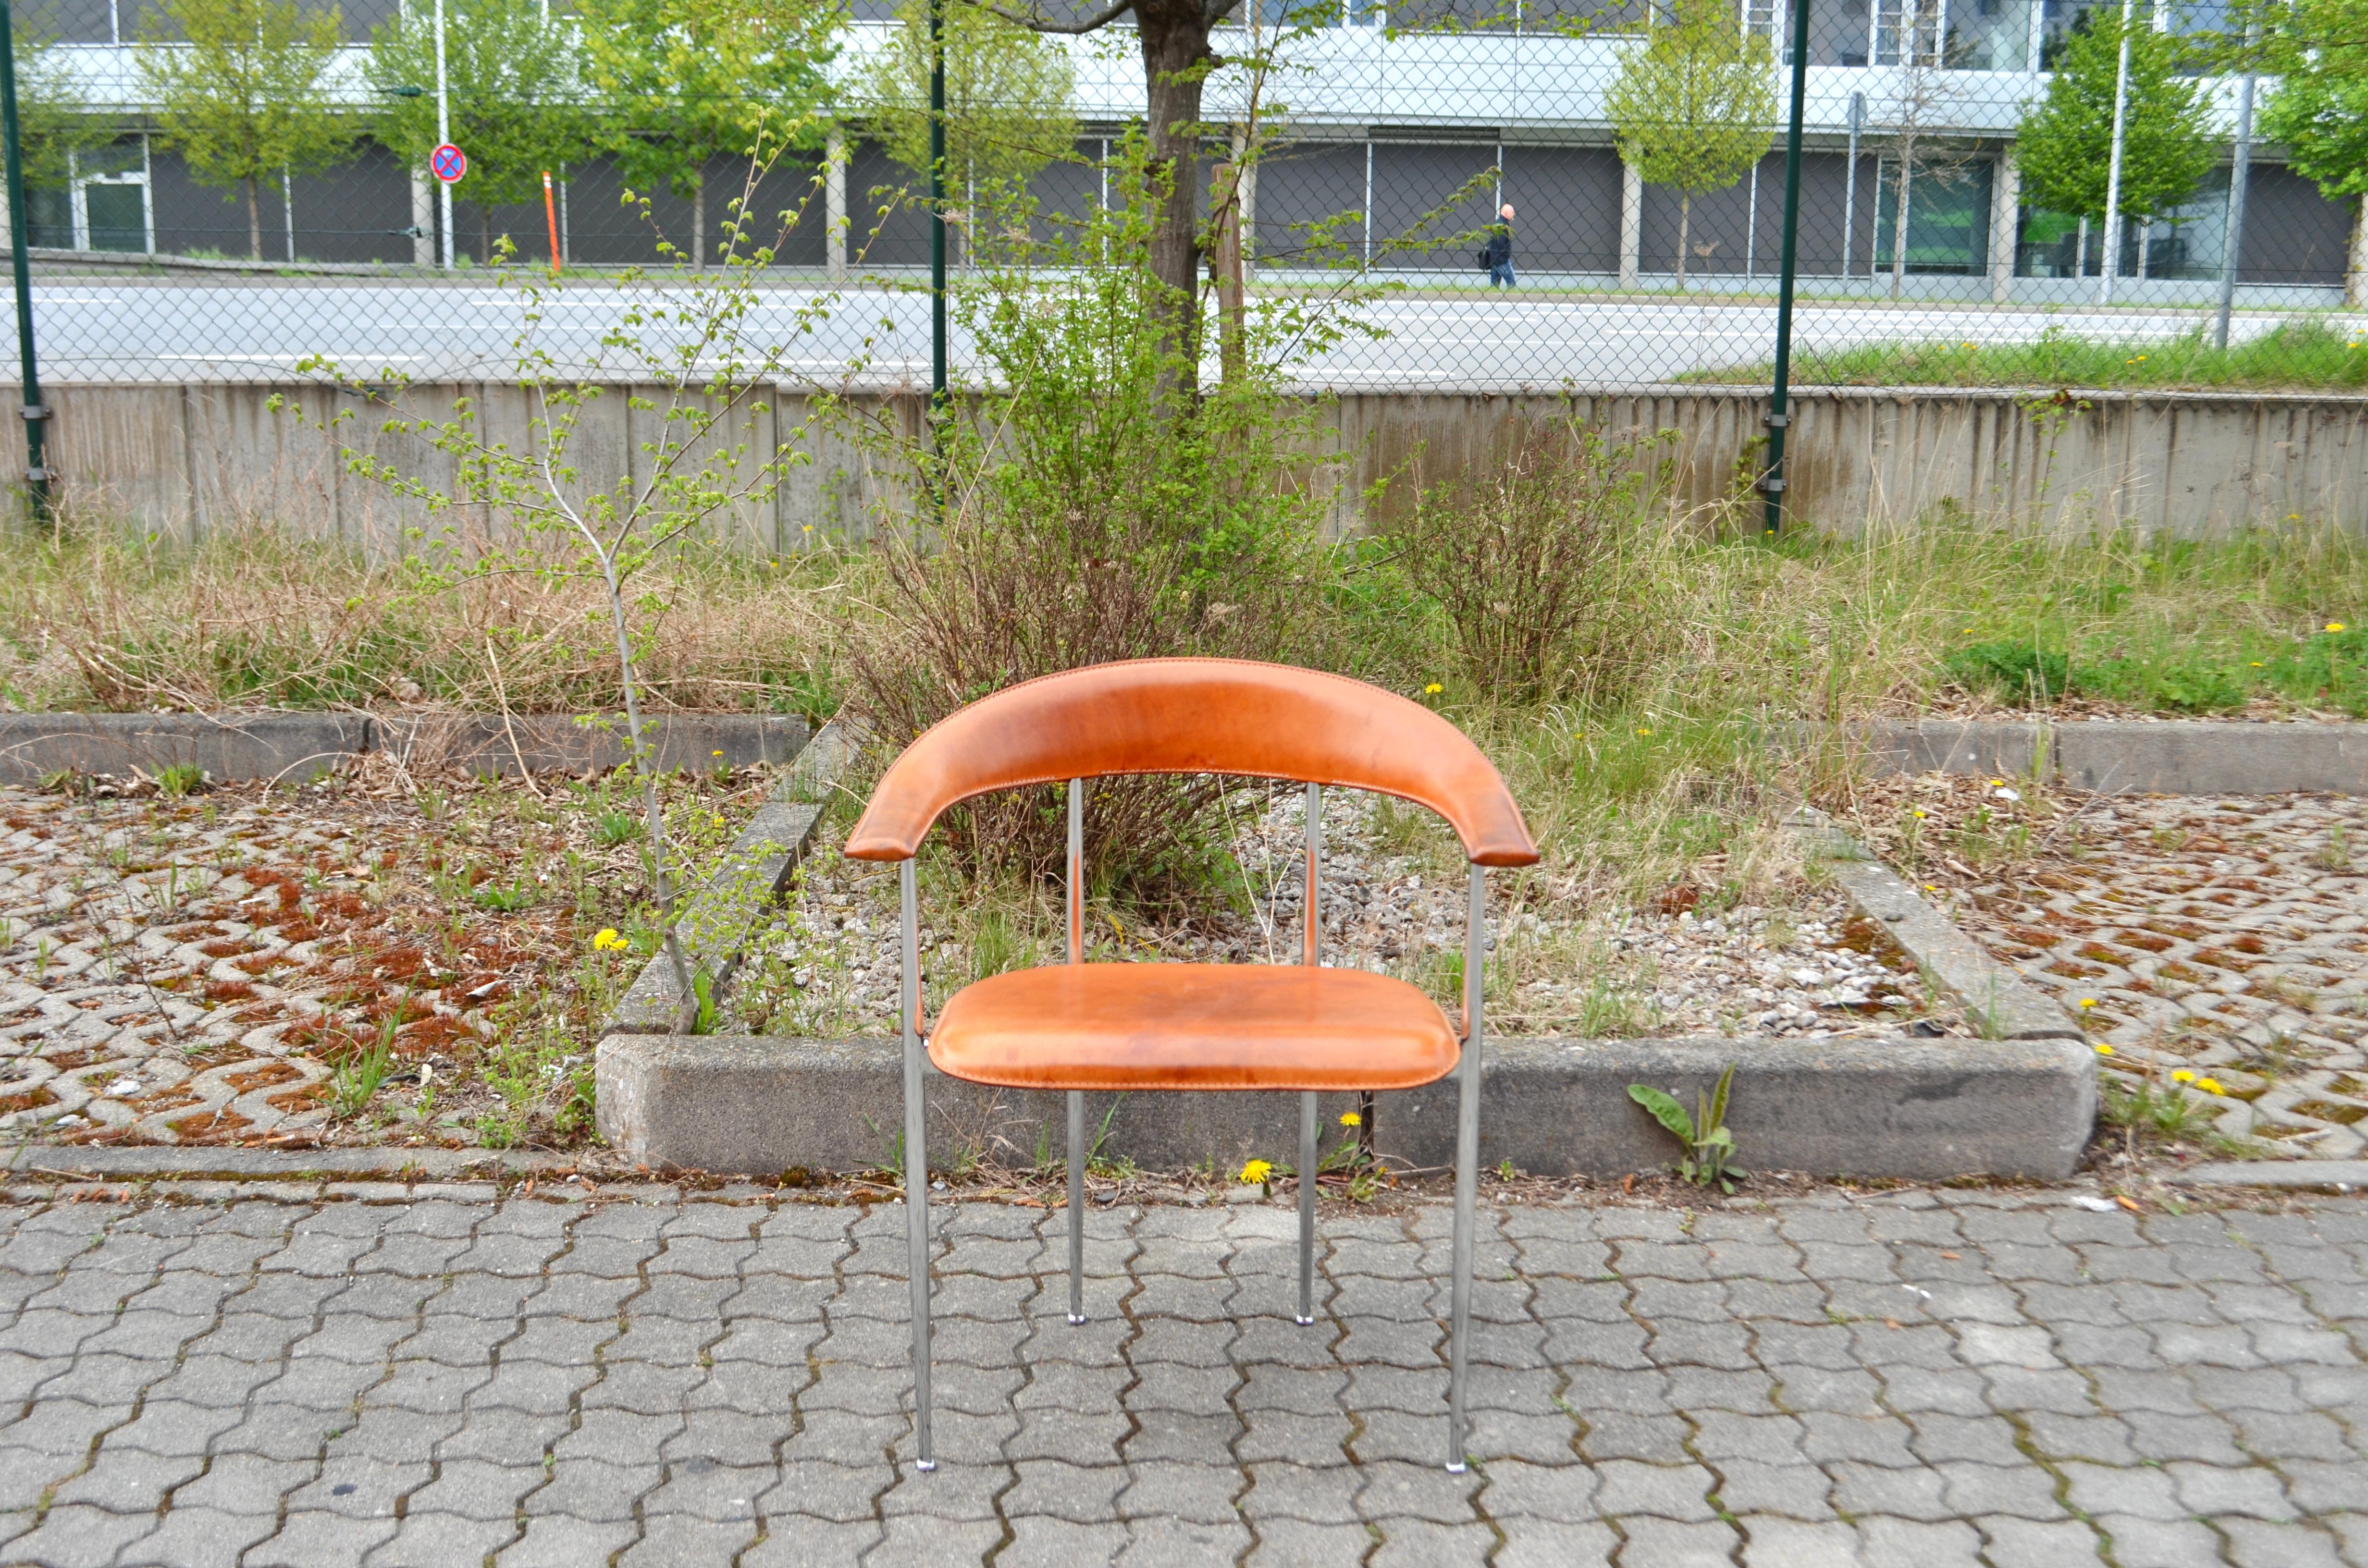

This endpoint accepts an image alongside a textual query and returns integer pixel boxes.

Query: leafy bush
[1392,417,1673,706]
[1940,641,2070,702]
[843,140,1349,901]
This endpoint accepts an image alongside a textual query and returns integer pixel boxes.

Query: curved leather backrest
[845,659,1540,866]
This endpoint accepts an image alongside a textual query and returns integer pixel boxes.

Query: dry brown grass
[0,521,843,716]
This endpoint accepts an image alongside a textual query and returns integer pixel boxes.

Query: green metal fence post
[0,0,50,525]
[1763,0,1813,541]
[927,0,946,516]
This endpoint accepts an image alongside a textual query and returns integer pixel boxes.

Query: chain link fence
[0,0,2361,395]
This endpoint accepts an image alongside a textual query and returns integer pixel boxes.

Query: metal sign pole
[0,0,49,522]
[2214,34,2257,351]
[1763,0,1813,540]
[434,0,452,270]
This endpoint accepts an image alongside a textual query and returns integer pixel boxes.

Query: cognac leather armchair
[845,658,1539,1473]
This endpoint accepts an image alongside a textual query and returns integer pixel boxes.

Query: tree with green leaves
[136,0,353,261]
[368,0,591,262]
[2258,0,2368,305]
[1604,0,1778,291]
[863,0,1076,264]
[2015,5,2216,239]
[12,32,116,200]
[579,0,843,269]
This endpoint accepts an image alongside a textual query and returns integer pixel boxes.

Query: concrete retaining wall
[20,379,2368,549]
[1858,716,2368,794]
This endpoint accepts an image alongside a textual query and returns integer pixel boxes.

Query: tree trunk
[245,176,262,262]
[692,177,706,270]
[1134,0,1215,394]
[1890,157,1912,301]
[1676,191,1690,293]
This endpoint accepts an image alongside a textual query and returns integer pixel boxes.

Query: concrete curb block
[0,712,373,786]
[370,713,809,778]
[592,1032,2097,1180]
[1855,717,2368,796]
[606,801,826,1035]
[0,711,810,784]
[2168,1161,2368,1191]
[1789,806,2084,1042]
[603,717,859,1037]
[1,1145,580,1182]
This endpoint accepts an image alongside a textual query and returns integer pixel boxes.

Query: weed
[1628,1063,1746,1192]
[592,810,640,849]
[155,762,205,798]
[2321,824,2352,873]
[329,1019,398,1119]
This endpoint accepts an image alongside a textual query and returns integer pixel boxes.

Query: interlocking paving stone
[0,1188,2362,1566]
[1929,790,2368,1155]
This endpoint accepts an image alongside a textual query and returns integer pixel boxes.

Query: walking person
[1481,203,1516,288]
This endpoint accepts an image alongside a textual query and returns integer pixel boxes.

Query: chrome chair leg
[900,859,934,1472]
[1446,862,1485,1474]
[1297,1090,1318,1325]
[1067,1090,1087,1324]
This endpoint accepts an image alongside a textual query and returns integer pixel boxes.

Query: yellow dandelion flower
[2251,662,2264,667]
[1239,1159,1273,1185]
[1912,809,1927,820]
[2198,1077,2226,1095]
[1424,682,1443,695]
[594,928,624,951]
[2079,998,2097,1009]
[2330,622,2348,634]
[2172,1068,2196,1084]
[1340,1111,1361,1127]
[712,749,724,758]
[1637,727,1653,736]
[2094,1043,2114,1055]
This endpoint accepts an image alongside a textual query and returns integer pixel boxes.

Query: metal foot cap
[915,1459,937,1472]
[1067,1313,1087,1325]
[1295,1314,1315,1326]
[1444,1460,1467,1474]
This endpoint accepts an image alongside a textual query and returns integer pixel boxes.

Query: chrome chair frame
[899,777,1491,1474]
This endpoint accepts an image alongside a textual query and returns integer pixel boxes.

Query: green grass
[1687,320,2368,392]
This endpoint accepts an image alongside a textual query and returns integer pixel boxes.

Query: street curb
[2168,1161,2368,1191]
[602,717,860,1037]
[1855,717,2368,796]
[0,711,809,784]
[1788,806,2084,1042]
[0,1145,580,1181]
[592,1032,2097,1181]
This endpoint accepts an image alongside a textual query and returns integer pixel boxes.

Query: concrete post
[1619,159,1641,289]
[1988,148,2018,305]
[826,125,847,283]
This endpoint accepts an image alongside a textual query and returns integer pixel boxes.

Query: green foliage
[155,762,206,798]
[136,0,353,260]
[1941,641,2071,702]
[367,0,590,244]
[2016,4,2217,226]
[843,135,1359,899]
[863,0,1077,261]
[1627,1064,1744,1191]
[2260,0,2368,211]
[1604,0,1777,289]
[579,0,841,267]
[1392,418,1673,706]
[10,33,115,193]
[1715,322,2368,392]
[330,1018,398,1119]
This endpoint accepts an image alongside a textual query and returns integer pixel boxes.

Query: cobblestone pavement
[0,773,724,1152]
[0,1184,2363,1567]
[1851,781,2368,1160]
